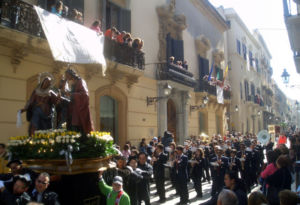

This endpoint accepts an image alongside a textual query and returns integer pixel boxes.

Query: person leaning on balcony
[90,20,102,35]
[105,27,117,39]
[51,1,63,17]
[169,56,175,64]
[123,33,132,46]
[132,38,144,51]
[98,171,130,205]
[117,31,126,44]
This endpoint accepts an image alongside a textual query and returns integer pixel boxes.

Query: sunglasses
[37,180,49,185]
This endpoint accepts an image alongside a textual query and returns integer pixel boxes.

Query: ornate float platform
[23,156,113,175]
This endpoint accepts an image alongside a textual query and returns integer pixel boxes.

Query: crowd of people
[0,130,300,205]
[99,131,300,205]
[49,1,83,24]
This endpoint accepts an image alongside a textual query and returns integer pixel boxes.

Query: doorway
[167,99,177,142]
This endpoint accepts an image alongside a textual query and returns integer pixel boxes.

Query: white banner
[34,6,106,75]
[216,85,224,104]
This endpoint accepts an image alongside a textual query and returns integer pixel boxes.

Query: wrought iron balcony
[156,63,197,87]
[0,0,145,70]
[0,0,44,37]
[104,38,145,70]
[195,79,216,96]
[283,0,300,73]
[224,90,231,100]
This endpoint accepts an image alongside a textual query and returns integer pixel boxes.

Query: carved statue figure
[21,73,59,136]
[64,68,94,134]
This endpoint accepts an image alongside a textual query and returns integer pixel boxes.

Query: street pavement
[148,180,213,205]
[146,179,262,205]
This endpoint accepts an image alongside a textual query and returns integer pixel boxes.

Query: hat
[113,176,123,185]
[152,137,158,141]
[7,159,22,168]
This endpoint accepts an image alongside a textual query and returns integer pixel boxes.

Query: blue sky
[209,0,300,101]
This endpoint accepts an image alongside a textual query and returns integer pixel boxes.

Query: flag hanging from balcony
[208,61,214,81]
[222,65,229,87]
[34,6,106,75]
[216,85,224,104]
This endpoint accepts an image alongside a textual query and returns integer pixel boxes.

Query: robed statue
[63,68,94,134]
[21,69,94,136]
[21,73,59,136]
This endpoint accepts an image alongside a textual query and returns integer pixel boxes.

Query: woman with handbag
[266,155,292,205]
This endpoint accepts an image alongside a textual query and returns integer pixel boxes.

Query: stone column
[176,91,189,145]
[157,84,168,138]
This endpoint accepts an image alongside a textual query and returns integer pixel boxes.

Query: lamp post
[146,83,172,106]
[281,68,290,85]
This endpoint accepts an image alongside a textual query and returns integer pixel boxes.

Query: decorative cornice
[195,35,211,58]
[212,49,224,66]
[11,46,28,73]
[190,0,229,33]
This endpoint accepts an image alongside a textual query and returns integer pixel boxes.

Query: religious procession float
[5,5,117,204]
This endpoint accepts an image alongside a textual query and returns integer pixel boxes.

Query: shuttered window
[106,1,131,32]
[198,56,209,79]
[166,33,184,62]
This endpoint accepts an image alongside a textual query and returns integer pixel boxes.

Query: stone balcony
[0,0,145,86]
[156,63,197,87]
[195,79,231,101]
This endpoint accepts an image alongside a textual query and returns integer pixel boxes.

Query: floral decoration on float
[8,129,118,174]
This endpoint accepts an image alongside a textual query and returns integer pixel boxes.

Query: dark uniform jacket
[153,152,167,179]
[137,163,153,201]
[31,189,60,205]
[174,154,188,182]
[210,156,228,178]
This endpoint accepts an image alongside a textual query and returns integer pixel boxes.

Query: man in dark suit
[210,146,228,196]
[137,152,153,205]
[151,144,167,203]
[174,145,189,204]
[30,172,60,205]
[237,143,252,192]
[228,149,241,173]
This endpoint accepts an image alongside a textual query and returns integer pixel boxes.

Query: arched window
[100,96,118,142]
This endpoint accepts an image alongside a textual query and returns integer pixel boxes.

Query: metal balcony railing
[224,90,231,100]
[104,38,145,70]
[196,80,216,96]
[0,0,145,70]
[0,0,44,37]
[157,63,196,87]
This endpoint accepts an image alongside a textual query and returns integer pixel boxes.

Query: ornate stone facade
[156,1,187,62]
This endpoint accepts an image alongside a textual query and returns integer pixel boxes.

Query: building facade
[0,0,232,146]
[222,8,274,134]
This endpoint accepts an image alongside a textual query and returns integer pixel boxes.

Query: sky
[209,0,300,102]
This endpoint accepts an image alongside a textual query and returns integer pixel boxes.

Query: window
[236,40,241,55]
[216,114,222,135]
[106,1,131,32]
[255,58,260,72]
[240,82,243,100]
[199,112,206,133]
[198,56,209,78]
[166,33,184,62]
[249,51,253,66]
[251,84,255,96]
[244,81,249,98]
[100,96,118,142]
[242,44,247,60]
